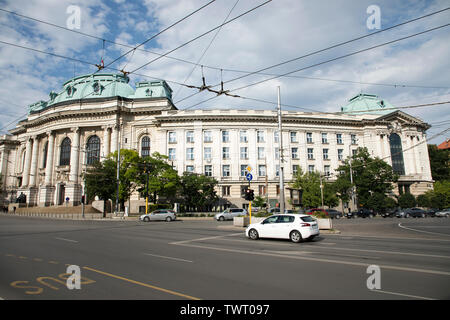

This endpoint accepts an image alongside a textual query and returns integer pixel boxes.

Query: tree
[398,193,416,208]
[290,168,337,208]
[335,147,398,211]
[428,145,450,181]
[135,152,179,205]
[179,172,218,212]
[253,195,266,208]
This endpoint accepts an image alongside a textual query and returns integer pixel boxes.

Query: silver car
[435,208,450,218]
[140,209,176,222]
[215,208,248,221]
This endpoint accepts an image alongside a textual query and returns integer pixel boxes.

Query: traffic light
[244,188,254,201]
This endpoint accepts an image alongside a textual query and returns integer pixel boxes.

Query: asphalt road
[0,215,449,300]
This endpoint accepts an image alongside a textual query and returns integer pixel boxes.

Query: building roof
[341,93,397,115]
[28,73,173,114]
[437,139,450,150]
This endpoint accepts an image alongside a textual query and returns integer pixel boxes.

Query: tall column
[111,125,118,154]
[0,148,9,190]
[69,128,80,183]
[29,136,39,187]
[44,132,55,185]
[102,126,111,159]
[21,138,33,187]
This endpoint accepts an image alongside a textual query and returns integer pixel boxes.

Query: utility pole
[277,86,285,214]
[115,120,121,216]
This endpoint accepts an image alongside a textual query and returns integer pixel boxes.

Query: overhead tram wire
[3,6,447,97]
[0,1,271,133]
[173,0,241,100]
[180,22,450,110]
[128,0,273,75]
[0,1,218,133]
[174,6,450,105]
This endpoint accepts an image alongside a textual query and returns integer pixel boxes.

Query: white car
[215,208,248,221]
[139,209,176,222]
[435,208,450,218]
[245,214,319,243]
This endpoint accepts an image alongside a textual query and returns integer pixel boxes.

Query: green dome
[341,93,397,115]
[28,73,173,114]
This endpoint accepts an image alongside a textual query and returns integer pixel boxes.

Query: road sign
[246,165,252,172]
[246,173,253,181]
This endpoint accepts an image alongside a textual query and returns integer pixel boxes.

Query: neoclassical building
[0,73,433,212]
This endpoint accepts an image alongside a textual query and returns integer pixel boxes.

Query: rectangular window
[322,133,328,144]
[308,165,315,173]
[276,164,280,177]
[324,165,330,176]
[290,132,297,143]
[222,186,231,196]
[351,134,357,145]
[204,147,212,160]
[338,149,343,161]
[186,148,194,160]
[222,130,230,143]
[291,147,298,159]
[240,165,248,177]
[292,164,299,176]
[240,147,248,160]
[240,130,248,143]
[323,148,329,160]
[257,130,265,143]
[274,131,279,143]
[168,148,176,161]
[336,133,343,144]
[222,147,230,159]
[186,131,194,143]
[306,132,313,143]
[222,165,230,177]
[203,130,212,143]
[168,131,176,143]
[307,148,314,160]
[185,165,194,173]
[258,185,267,196]
[258,147,265,160]
[275,147,280,160]
[258,164,266,177]
[204,165,212,176]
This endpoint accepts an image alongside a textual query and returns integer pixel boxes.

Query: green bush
[398,193,416,208]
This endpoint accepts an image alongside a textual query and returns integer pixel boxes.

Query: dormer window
[49,91,57,101]
[66,86,75,97]
[92,81,102,95]
[145,88,153,97]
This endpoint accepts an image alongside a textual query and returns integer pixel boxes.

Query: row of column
[20,125,119,189]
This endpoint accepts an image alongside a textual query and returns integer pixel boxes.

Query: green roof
[28,73,173,113]
[340,93,397,115]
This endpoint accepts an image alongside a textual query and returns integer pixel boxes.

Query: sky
[0,0,449,145]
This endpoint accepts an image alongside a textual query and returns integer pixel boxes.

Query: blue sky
[0,0,449,144]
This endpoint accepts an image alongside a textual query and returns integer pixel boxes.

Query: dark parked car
[424,208,439,217]
[347,208,375,218]
[380,208,401,218]
[325,209,343,219]
[396,207,427,218]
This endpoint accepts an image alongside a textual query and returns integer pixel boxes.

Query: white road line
[55,237,78,243]
[173,242,450,276]
[370,289,435,300]
[143,253,193,263]
[398,223,450,237]
[169,232,242,245]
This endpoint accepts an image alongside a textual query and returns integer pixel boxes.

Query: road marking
[173,242,450,276]
[143,253,193,263]
[370,289,435,300]
[398,223,450,237]
[55,237,78,243]
[83,266,201,300]
[169,232,242,245]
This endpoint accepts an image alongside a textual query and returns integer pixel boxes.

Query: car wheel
[143,217,150,222]
[336,214,341,219]
[219,216,225,221]
[248,229,259,240]
[405,214,410,218]
[290,230,303,243]
[166,217,172,222]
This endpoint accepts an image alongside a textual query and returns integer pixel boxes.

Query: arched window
[141,136,151,157]
[86,135,101,165]
[389,133,405,175]
[42,141,48,168]
[60,137,71,166]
